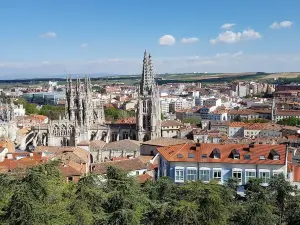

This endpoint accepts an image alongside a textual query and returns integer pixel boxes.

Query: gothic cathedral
[28,51,161,149]
[136,51,161,141]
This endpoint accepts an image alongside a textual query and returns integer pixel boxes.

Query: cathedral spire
[140,51,156,96]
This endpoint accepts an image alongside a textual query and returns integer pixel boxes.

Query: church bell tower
[136,51,161,141]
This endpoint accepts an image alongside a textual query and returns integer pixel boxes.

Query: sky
[0,0,300,78]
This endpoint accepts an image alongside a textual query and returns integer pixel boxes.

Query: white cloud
[80,43,88,48]
[270,21,293,29]
[40,32,57,38]
[210,29,262,44]
[221,23,236,30]
[159,35,176,46]
[181,37,199,44]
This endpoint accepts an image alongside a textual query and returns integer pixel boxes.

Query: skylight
[244,154,251,160]
[202,154,207,158]
[259,155,266,160]
[188,153,194,158]
[177,154,183,158]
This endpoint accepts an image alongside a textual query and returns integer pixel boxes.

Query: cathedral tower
[136,51,161,141]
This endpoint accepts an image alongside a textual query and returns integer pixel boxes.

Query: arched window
[122,131,129,140]
[61,125,67,136]
[112,132,118,142]
[53,125,59,136]
[101,131,107,141]
[67,125,73,135]
[147,101,152,113]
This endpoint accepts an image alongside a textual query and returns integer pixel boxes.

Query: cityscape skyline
[1,0,300,77]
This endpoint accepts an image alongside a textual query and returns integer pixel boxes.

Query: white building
[158,143,288,187]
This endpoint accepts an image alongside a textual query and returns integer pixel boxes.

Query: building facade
[158,142,288,186]
[25,51,161,149]
[136,51,161,141]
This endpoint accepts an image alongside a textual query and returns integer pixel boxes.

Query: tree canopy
[0,163,299,225]
[277,116,300,126]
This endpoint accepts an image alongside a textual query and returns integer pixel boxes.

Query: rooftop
[158,143,287,165]
[142,137,193,147]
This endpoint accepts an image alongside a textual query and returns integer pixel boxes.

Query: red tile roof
[91,157,148,174]
[114,117,136,124]
[137,173,153,184]
[158,143,287,165]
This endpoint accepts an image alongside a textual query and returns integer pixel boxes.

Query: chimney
[195,141,201,151]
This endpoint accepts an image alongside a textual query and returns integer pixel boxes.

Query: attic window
[202,154,207,158]
[188,153,195,158]
[212,148,221,159]
[244,154,251,160]
[259,155,266,160]
[232,149,240,159]
[270,149,280,160]
[177,154,183,158]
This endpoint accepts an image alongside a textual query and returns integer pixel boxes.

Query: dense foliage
[0,162,299,225]
[104,107,135,121]
[277,116,300,126]
[14,98,65,120]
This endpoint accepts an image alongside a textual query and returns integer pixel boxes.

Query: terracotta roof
[77,140,90,146]
[158,143,287,165]
[90,140,106,149]
[91,157,147,174]
[114,117,136,124]
[35,146,90,163]
[142,137,194,147]
[137,173,153,184]
[103,139,141,151]
[59,161,86,176]
[228,122,248,127]
[277,110,300,116]
[161,120,183,127]
[245,123,282,131]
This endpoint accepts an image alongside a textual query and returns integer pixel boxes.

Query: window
[244,154,251,160]
[213,148,221,159]
[188,153,194,158]
[177,154,183,158]
[122,132,129,140]
[259,155,266,160]
[136,171,139,175]
[202,154,207,158]
[245,170,256,183]
[175,167,184,182]
[213,169,222,181]
[259,170,270,184]
[272,170,283,177]
[232,169,242,185]
[199,168,210,182]
[187,168,197,181]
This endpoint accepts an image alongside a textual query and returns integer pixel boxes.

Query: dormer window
[269,149,280,160]
[232,149,240,159]
[212,148,221,159]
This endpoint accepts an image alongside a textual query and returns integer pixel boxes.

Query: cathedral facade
[28,51,161,148]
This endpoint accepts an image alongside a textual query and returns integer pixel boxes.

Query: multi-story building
[228,122,247,138]
[158,142,288,186]
[161,120,184,138]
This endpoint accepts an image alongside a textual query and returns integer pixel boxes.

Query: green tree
[277,116,300,126]
[268,173,295,224]
[39,105,65,120]
[1,162,74,225]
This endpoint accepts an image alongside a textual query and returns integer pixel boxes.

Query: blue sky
[0,0,300,78]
